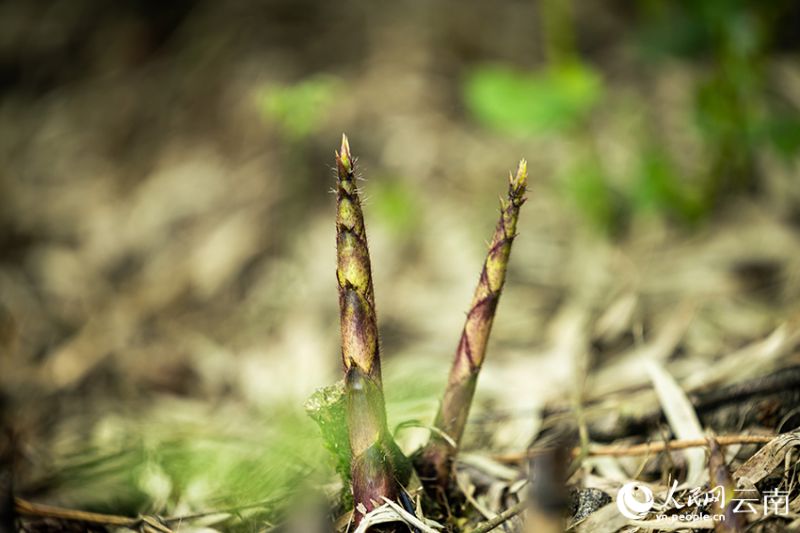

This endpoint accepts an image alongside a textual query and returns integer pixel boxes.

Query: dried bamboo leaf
[353,499,443,533]
[733,432,800,489]
[590,306,693,399]
[593,292,637,346]
[683,319,800,391]
[646,360,705,487]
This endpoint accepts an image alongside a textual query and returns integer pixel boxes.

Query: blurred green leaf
[634,150,705,224]
[369,179,419,235]
[52,406,328,519]
[631,0,800,206]
[464,62,602,136]
[257,75,341,139]
[561,158,618,234]
[636,11,710,59]
[764,115,800,159]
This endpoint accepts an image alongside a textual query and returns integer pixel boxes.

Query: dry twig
[492,434,775,463]
[468,500,526,533]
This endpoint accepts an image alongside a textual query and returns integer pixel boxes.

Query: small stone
[569,487,612,522]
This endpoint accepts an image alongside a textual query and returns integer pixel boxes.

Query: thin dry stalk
[525,425,573,533]
[469,500,526,533]
[491,434,775,463]
[15,498,149,529]
[0,429,13,533]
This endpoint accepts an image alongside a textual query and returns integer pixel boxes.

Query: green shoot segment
[418,160,529,491]
[335,135,402,525]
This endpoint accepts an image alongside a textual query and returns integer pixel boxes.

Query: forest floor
[1,1,800,531]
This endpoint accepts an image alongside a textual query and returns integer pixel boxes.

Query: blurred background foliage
[1,0,800,527]
[258,75,341,140]
[463,0,800,232]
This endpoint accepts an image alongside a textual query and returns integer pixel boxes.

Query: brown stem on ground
[0,400,14,533]
[525,425,574,533]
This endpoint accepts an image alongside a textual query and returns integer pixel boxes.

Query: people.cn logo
[616,482,655,520]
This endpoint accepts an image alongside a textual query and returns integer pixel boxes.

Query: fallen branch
[14,498,163,530]
[15,495,287,531]
[468,500,526,533]
[492,434,775,463]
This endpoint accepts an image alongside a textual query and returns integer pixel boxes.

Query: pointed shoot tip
[509,158,528,195]
[336,134,353,175]
[515,158,528,183]
[340,133,352,163]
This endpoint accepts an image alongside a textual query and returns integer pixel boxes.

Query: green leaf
[257,75,341,139]
[765,115,800,159]
[370,179,419,235]
[633,150,706,223]
[561,158,617,234]
[464,62,603,136]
